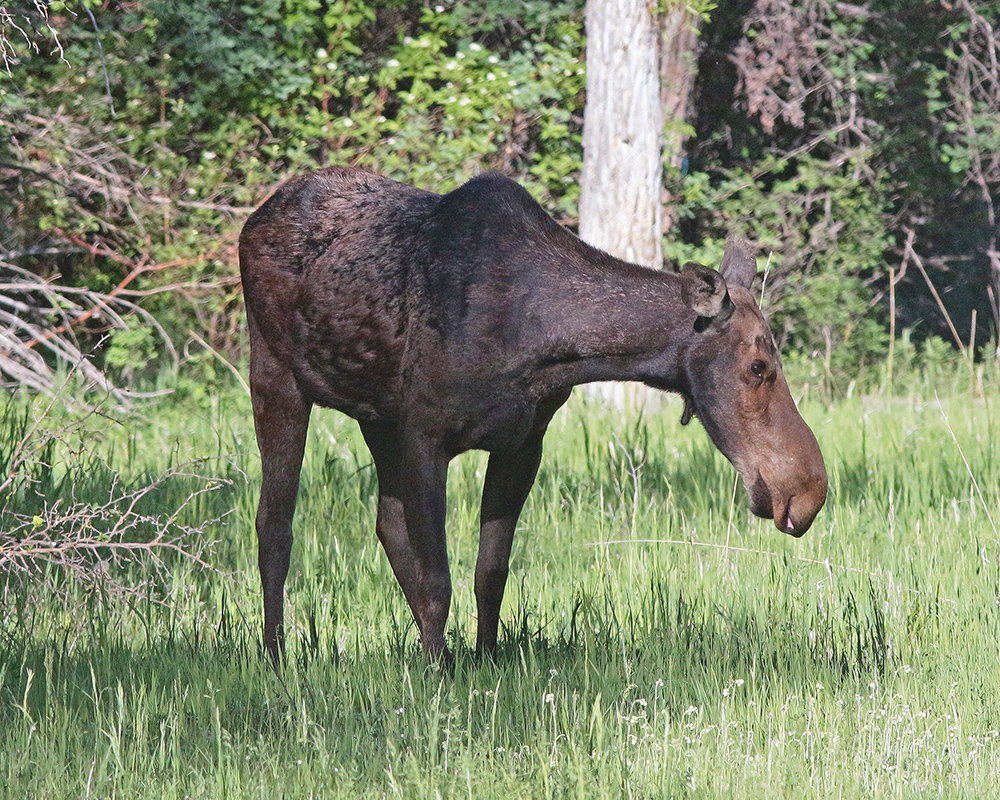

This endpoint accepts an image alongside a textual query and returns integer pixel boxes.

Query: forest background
[3,0,1000,405]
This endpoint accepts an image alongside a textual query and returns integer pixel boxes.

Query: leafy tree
[677,0,1000,376]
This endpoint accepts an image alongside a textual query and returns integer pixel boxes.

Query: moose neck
[528,257,694,393]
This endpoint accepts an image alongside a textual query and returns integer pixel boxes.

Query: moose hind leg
[361,423,453,662]
[475,434,545,655]
[249,333,311,666]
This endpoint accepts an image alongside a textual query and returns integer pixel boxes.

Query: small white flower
[435,4,444,11]
[386,58,400,68]
[488,55,499,64]
[469,42,482,52]
[326,62,337,71]
[317,48,328,58]
[486,73,496,81]
[343,118,354,127]
[203,151,216,160]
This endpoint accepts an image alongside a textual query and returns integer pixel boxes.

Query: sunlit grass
[2,365,999,798]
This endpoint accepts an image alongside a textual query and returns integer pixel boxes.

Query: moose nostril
[784,512,797,535]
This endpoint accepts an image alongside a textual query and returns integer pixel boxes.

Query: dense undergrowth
[4,0,1000,395]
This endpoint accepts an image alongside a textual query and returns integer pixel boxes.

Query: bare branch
[1,399,235,604]
[0,262,177,411]
[0,2,65,76]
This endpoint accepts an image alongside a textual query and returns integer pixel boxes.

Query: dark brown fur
[239,166,827,664]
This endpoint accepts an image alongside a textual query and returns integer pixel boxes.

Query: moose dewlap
[239,167,827,665]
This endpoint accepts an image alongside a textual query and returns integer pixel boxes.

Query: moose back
[239,167,827,664]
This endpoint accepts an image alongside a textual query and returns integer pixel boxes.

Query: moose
[239,166,827,665]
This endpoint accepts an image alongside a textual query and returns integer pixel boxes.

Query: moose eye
[748,360,768,380]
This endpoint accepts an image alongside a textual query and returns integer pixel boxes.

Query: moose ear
[719,235,758,289]
[680,262,730,319]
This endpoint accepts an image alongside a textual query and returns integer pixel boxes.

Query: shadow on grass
[0,566,891,778]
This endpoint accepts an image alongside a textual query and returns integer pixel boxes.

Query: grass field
[2,365,999,798]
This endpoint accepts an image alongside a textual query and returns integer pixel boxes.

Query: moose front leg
[363,424,453,662]
[475,433,545,655]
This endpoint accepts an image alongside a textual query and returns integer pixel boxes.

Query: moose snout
[781,478,827,537]
[748,462,827,537]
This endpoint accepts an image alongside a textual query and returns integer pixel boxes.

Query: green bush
[665,153,892,379]
[2,0,585,391]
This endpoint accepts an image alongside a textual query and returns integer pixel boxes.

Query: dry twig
[0,261,176,410]
[1,397,233,604]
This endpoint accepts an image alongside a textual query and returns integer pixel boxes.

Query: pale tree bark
[580,1,701,265]
[579,0,664,268]
[579,0,700,406]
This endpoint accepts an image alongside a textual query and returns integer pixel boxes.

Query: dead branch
[1,464,230,602]
[1,390,235,605]
[0,261,177,410]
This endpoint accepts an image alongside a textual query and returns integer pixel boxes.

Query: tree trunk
[579,0,664,269]
[579,0,700,407]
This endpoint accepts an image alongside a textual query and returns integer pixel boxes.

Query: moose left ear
[680,262,729,318]
[719,235,758,289]
[681,262,735,331]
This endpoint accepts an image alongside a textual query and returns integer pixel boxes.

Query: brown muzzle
[747,412,827,537]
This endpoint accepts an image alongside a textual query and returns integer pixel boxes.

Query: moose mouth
[748,471,806,538]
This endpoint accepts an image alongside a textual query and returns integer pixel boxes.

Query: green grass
[2,367,999,798]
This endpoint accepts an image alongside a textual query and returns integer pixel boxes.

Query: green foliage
[686,0,1000,375]
[4,0,997,397]
[104,326,158,375]
[326,3,585,211]
[666,153,892,378]
[2,0,585,390]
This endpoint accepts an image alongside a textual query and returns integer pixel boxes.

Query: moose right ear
[681,262,734,330]
[719,235,757,289]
